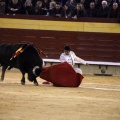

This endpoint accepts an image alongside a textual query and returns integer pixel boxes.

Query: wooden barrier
[43,58,120,76]
[0,14,120,62]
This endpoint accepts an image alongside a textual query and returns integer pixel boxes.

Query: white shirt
[64,54,73,66]
[60,51,87,66]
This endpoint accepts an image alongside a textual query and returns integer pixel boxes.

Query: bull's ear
[33,66,42,77]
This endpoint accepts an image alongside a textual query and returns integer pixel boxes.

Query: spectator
[97,0,109,18]
[5,0,9,13]
[42,0,49,10]
[81,0,94,9]
[80,0,85,9]
[8,0,22,14]
[49,0,56,5]
[1,0,119,20]
[66,0,77,13]
[108,2,120,18]
[48,0,56,16]
[118,0,120,8]
[86,2,98,17]
[94,0,102,9]
[51,2,64,17]
[107,0,113,8]
[61,0,67,6]
[0,0,5,14]
[63,4,72,18]
[34,1,47,15]
[31,0,38,6]
[40,0,50,16]
[24,0,34,15]
[72,3,86,19]
[56,0,63,6]
[20,0,26,14]
[60,45,88,75]
[84,0,93,9]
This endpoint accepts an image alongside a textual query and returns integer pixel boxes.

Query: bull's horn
[33,66,40,77]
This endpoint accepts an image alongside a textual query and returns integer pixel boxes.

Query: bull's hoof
[1,77,4,81]
[34,82,39,86]
[21,82,25,85]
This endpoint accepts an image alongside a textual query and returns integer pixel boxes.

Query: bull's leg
[27,71,39,86]
[1,65,8,81]
[7,66,13,70]
[33,78,39,86]
[32,67,42,86]
[20,70,26,85]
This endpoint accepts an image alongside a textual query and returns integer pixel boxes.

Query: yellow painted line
[84,22,120,33]
[0,18,120,33]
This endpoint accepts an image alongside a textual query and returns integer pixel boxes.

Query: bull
[0,43,43,85]
[0,65,13,80]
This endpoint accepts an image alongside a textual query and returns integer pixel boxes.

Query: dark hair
[64,45,71,51]
[56,2,60,5]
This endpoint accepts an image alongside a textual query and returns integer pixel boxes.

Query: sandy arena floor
[0,69,120,120]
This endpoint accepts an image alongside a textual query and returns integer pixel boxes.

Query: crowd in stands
[0,0,120,19]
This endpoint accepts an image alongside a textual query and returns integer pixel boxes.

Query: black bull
[0,43,43,85]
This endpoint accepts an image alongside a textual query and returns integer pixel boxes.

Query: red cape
[40,62,84,87]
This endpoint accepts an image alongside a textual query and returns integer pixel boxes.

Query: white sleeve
[74,55,87,65]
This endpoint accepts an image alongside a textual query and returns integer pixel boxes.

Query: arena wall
[0,14,120,62]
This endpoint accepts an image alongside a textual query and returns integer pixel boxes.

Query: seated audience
[97,0,109,18]
[72,3,86,19]
[80,0,85,9]
[20,0,26,14]
[63,4,72,18]
[0,0,5,14]
[94,0,102,9]
[66,0,77,13]
[42,0,50,14]
[8,0,22,14]
[51,2,64,17]
[83,0,93,9]
[107,0,113,8]
[0,0,119,19]
[31,0,39,6]
[86,2,98,17]
[34,1,47,15]
[117,0,120,8]
[108,2,120,18]
[24,0,34,15]
[48,0,56,16]
[61,0,68,6]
